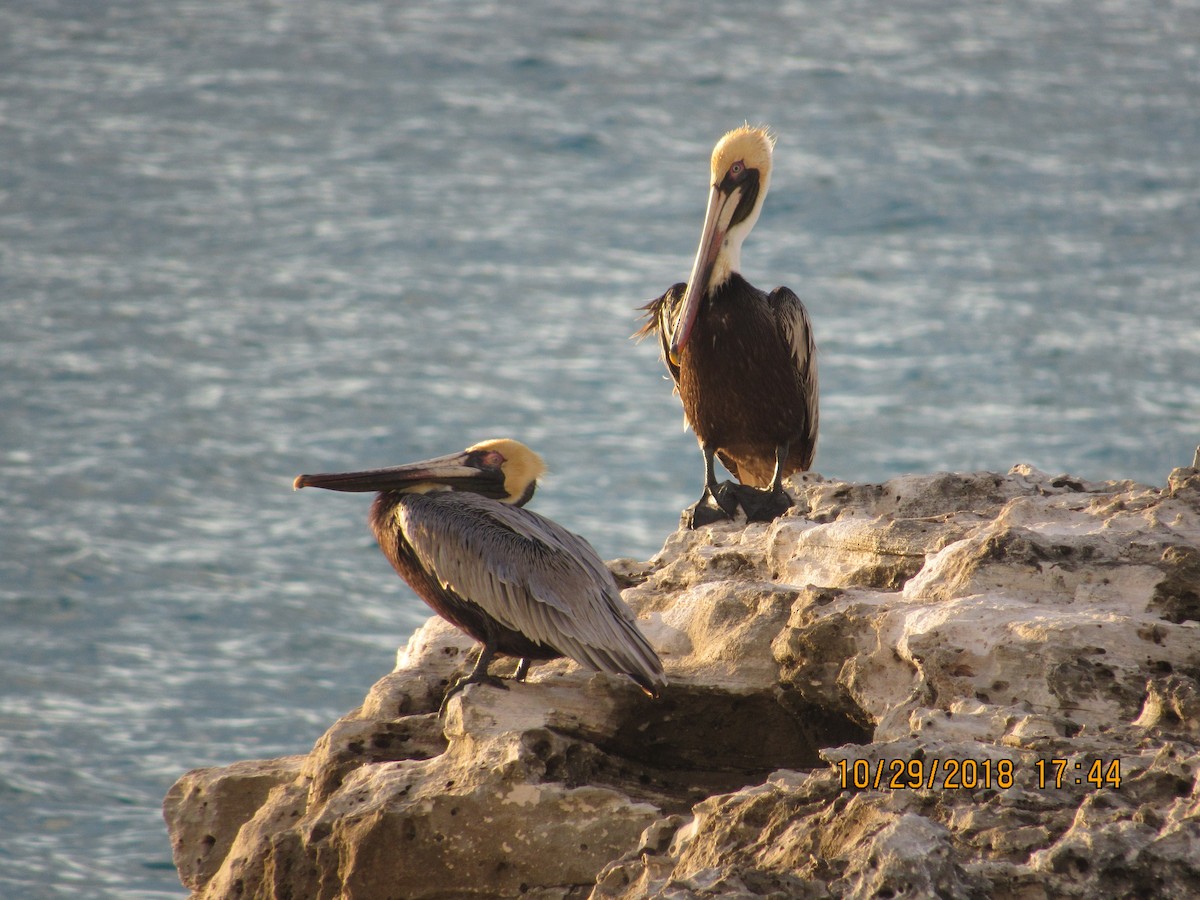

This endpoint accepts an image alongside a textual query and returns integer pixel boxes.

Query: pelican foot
[726,483,793,523]
[439,671,510,714]
[684,481,742,528]
[684,498,730,528]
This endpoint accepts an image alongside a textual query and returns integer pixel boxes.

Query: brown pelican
[294,438,666,704]
[638,125,818,528]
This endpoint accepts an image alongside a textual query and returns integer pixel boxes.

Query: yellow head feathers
[710,125,775,184]
[466,438,546,502]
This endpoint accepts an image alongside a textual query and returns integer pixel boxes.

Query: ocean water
[2,0,1197,895]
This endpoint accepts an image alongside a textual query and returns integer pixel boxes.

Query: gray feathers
[396,492,666,692]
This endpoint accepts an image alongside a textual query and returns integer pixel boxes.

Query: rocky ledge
[164,464,1200,899]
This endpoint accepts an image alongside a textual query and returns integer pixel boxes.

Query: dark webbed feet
[684,481,742,528]
[684,481,792,528]
[438,650,537,714]
[726,482,793,523]
[685,442,794,527]
[439,644,510,714]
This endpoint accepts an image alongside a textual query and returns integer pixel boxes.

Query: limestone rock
[164,756,306,892]
[165,465,1200,898]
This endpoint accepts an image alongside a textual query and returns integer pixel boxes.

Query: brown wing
[634,283,687,389]
[771,285,819,473]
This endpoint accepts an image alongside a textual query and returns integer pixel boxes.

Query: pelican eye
[476,450,505,469]
[729,161,745,178]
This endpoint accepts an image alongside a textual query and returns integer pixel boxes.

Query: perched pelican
[294,438,666,704]
[638,125,818,528]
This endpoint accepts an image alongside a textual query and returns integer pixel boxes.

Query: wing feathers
[770,286,819,465]
[397,494,665,692]
[635,283,686,389]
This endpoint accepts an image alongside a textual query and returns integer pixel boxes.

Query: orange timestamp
[834,757,1122,791]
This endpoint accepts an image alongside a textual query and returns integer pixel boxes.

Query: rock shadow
[553,682,871,813]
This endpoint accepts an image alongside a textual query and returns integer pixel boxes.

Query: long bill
[668,182,737,365]
[293,450,507,498]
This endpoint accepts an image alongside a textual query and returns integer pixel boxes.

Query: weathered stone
[164,465,1200,898]
[163,756,306,891]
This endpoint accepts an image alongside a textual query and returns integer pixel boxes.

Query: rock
[163,756,306,892]
[164,465,1200,898]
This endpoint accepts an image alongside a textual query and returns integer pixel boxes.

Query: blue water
[2,0,1197,895]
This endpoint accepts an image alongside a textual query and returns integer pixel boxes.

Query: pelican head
[294,438,546,507]
[668,125,775,364]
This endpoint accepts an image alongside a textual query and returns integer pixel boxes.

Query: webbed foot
[684,482,793,528]
[684,481,742,528]
[439,644,510,714]
[726,482,793,523]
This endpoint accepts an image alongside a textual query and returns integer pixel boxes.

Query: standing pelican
[294,439,666,704]
[638,125,818,528]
